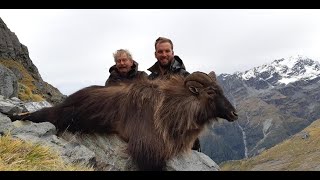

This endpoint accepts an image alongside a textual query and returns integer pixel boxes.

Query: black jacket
[147,55,189,80]
[105,61,147,86]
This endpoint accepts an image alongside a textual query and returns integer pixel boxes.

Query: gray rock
[0,97,51,115]
[10,120,96,167]
[296,131,310,139]
[60,132,221,171]
[60,132,136,171]
[11,121,57,137]
[23,101,52,112]
[0,112,15,135]
[166,151,220,171]
[0,100,22,114]
[0,95,26,114]
[0,64,18,98]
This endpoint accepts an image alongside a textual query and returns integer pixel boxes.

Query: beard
[159,57,173,69]
[117,67,130,76]
[159,61,170,69]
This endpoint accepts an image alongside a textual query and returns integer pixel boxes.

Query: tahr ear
[208,71,217,81]
[189,86,199,95]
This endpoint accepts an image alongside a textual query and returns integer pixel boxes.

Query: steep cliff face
[0,17,65,105]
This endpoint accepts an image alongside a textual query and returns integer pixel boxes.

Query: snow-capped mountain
[202,55,320,164]
[235,55,320,87]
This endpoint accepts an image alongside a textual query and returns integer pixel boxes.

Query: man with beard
[105,49,147,86]
[147,37,189,80]
[147,37,201,152]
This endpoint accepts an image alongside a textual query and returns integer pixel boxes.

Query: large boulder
[0,64,18,98]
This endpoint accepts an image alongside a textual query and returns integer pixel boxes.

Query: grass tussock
[18,83,44,102]
[0,134,94,171]
[0,59,44,102]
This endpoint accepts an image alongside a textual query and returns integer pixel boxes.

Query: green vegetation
[0,59,44,102]
[220,119,320,171]
[0,134,93,171]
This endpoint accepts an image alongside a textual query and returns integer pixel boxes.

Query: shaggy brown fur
[9,72,238,171]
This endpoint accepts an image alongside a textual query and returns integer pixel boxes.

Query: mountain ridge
[202,55,320,164]
[222,55,320,88]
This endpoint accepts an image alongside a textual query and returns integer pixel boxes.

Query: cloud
[1,9,320,95]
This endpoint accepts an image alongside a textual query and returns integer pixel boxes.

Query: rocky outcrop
[0,18,41,82]
[60,132,220,171]
[0,17,65,105]
[0,18,28,60]
[0,113,96,167]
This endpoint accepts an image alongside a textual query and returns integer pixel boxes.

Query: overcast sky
[1,9,320,95]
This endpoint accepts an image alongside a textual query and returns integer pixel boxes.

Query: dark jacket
[105,61,148,86]
[147,55,190,80]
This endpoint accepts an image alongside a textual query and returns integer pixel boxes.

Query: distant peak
[271,55,313,69]
[237,55,320,86]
